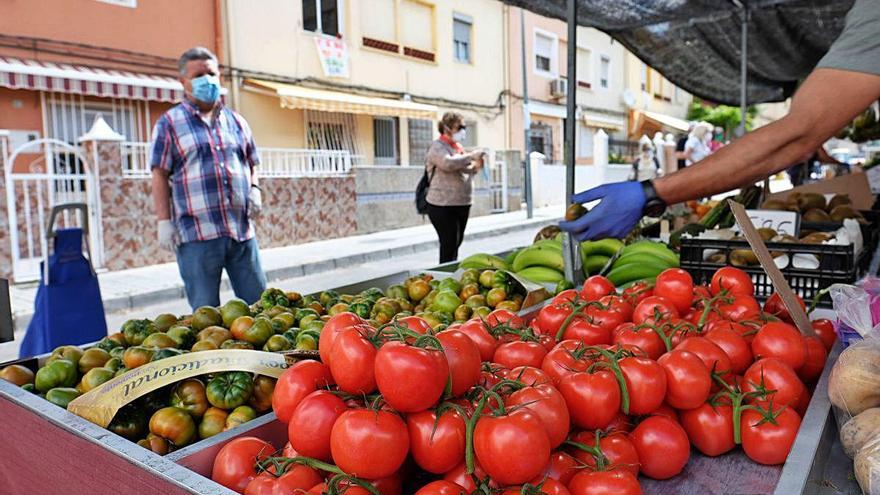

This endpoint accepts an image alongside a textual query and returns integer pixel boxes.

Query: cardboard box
[767,172,874,210]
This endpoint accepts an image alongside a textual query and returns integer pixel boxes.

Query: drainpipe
[220,0,241,111]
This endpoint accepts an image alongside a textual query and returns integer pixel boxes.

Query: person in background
[674,124,693,170]
[709,126,726,152]
[629,135,662,181]
[560,0,880,242]
[425,112,485,264]
[150,47,267,309]
[682,122,714,166]
[652,131,667,171]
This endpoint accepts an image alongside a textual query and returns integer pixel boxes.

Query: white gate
[489,153,509,213]
[4,138,103,282]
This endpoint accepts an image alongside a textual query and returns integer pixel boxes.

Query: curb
[13,216,556,328]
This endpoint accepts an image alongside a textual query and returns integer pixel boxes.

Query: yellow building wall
[239,90,305,148]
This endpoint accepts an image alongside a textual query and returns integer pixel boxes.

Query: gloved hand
[559,181,646,240]
[249,184,263,218]
[157,219,180,252]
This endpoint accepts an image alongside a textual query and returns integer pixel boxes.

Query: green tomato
[454,304,473,322]
[295,333,318,351]
[206,372,254,409]
[225,405,257,430]
[492,270,511,291]
[479,270,496,288]
[94,337,122,353]
[348,301,371,319]
[122,319,159,346]
[474,306,492,318]
[220,340,255,350]
[271,313,295,333]
[109,346,125,361]
[167,326,196,349]
[35,359,78,392]
[282,328,301,345]
[150,348,186,362]
[103,358,124,373]
[108,404,147,440]
[263,334,292,352]
[46,387,81,409]
[47,346,84,368]
[460,269,480,287]
[80,367,116,392]
[386,284,408,300]
[239,317,274,347]
[21,383,37,394]
[319,290,341,308]
[437,278,462,294]
[429,289,462,315]
[295,308,319,323]
[465,294,487,309]
[170,378,209,418]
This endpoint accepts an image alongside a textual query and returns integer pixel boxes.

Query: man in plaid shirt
[150,47,266,309]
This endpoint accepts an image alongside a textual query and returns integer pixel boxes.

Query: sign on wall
[315,37,350,78]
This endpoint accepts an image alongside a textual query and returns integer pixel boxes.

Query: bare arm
[654,68,880,204]
[151,168,172,221]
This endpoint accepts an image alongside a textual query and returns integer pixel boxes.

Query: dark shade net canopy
[500,0,854,105]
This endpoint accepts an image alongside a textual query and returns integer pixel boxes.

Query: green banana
[620,240,679,267]
[505,248,524,268]
[512,246,565,273]
[459,253,509,270]
[612,251,679,270]
[532,239,563,251]
[606,261,669,287]
[580,238,625,258]
[516,266,566,284]
[583,255,611,276]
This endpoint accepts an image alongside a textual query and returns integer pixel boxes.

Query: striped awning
[0,57,183,103]
[247,79,439,120]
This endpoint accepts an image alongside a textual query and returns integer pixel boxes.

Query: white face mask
[453,129,467,143]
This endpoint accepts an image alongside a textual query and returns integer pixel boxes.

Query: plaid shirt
[150,100,260,243]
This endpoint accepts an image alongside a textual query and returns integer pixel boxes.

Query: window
[303,0,340,36]
[408,119,433,166]
[453,14,472,63]
[361,0,397,49]
[529,122,553,161]
[44,96,144,143]
[461,120,477,147]
[534,30,556,76]
[599,56,610,89]
[361,0,436,62]
[640,63,648,92]
[400,0,435,61]
[578,125,594,158]
[674,86,681,103]
[576,48,592,88]
[373,117,399,165]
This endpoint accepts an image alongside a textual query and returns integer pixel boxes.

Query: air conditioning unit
[549,78,568,98]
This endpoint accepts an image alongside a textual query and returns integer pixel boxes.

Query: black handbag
[415,165,436,215]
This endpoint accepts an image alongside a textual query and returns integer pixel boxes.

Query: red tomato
[605,412,634,433]
[706,319,758,344]
[282,442,298,458]
[716,294,762,321]
[652,402,679,422]
[272,360,334,423]
[657,350,711,410]
[407,409,466,474]
[539,451,579,485]
[654,268,694,314]
[330,409,409,479]
[319,312,367,364]
[370,472,402,495]
[799,336,828,383]
[395,315,433,335]
[502,479,571,495]
[742,358,806,407]
[569,431,640,477]
[508,365,553,386]
[245,464,324,495]
[567,470,642,495]
[329,327,378,394]
[212,437,274,493]
[562,317,612,346]
[553,289,579,304]
[458,318,500,361]
[487,309,525,329]
[632,296,680,325]
[751,322,807,371]
[741,406,801,465]
[613,323,665,360]
[494,340,548,369]
[705,327,753,375]
[619,356,667,415]
[375,341,449,412]
[710,266,754,297]
[288,390,346,461]
[585,305,627,335]
[507,384,571,448]
[629,415,690,480]
[442,461,494,493]
[541,341,590,385]
[811,319,837,351]
[474,410,551,485]
[763,292,806,324]
[436,329,482,396]
[558,370,621,430]
[674,336,733,376]
[415,481,467,495]
[679,402,735,456]
[537,303,575,337]
[622,280,654,307]
[599,295,635,322]
[580,275,616,302]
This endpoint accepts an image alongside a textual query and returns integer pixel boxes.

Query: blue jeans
[176,237,267,309]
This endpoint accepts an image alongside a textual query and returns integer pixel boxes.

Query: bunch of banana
[605,240,679,287]
[510,239,566,284]
[459,253,509,271]
[580,239,625,277]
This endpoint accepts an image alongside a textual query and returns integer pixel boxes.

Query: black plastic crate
[680,238,867,308]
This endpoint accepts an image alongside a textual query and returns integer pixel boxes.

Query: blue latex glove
[559,181,646,240]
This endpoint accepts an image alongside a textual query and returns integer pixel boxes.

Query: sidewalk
[9,206,561,329]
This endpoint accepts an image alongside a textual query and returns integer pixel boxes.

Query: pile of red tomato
[210,266,836,495]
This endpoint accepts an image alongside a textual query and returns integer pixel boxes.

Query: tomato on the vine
[473,410,551,485]
[407,408,466,474]
[657,349,711,410]
[632,296,680,325]
[742,358,806,407]
[537,303,575,336]
[458,318,500,361]
[568,431,640,477]
[288,389,346,461]
[674,336,732,377]
[622,281,654,307]
[629,415,690,480]
[501,479,570,495]
[562,317,612,346]
[541,341,590,385]
[436,329,482,396]
[558,369,621,430]
[330,409,409,479]
[710,266,754,297]
[494,340,548,369]
[751,322,807,371]
[487,309,525,329]
[580,275,616,302]
[613,323,665,360]
[740,405,801,465]
[798,335,828,383]
[654,268,694,314]
[329,327,378,394]
[272,359,334,423]
[705,326,753,375]
[539,451,579,485]
[319,312,368,364]
[810,319,837,351]
[507,365,553,386]
[415,481,467,495]
[716,294,762,321]
[568,469,642,495]
[679,401,735,457]
[507,384,570,448]
[619,356,667,415]
[375,340,449,412]
[212,437,274,493]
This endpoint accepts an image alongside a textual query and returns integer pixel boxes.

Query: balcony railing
[120,142,356,178]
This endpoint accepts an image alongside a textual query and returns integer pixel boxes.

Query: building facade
[624,53,693,140]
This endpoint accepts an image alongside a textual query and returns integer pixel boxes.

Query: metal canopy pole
[562,0,581,284]
[736,1,750,137]
[520,8,534,219]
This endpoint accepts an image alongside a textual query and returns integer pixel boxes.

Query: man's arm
[151,168,172,220]
[654,68,880,204]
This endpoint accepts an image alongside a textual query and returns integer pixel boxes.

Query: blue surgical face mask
[190,74,221,104]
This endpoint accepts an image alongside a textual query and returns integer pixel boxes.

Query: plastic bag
[830,283,880,339]
[856,433,880,494]
[828,338,880,416]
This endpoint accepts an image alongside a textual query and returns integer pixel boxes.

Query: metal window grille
[408,119,433,167]
[530,122,553,162]
[373,117,398,165]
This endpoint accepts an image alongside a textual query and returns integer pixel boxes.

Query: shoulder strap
[427,164,437,184]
